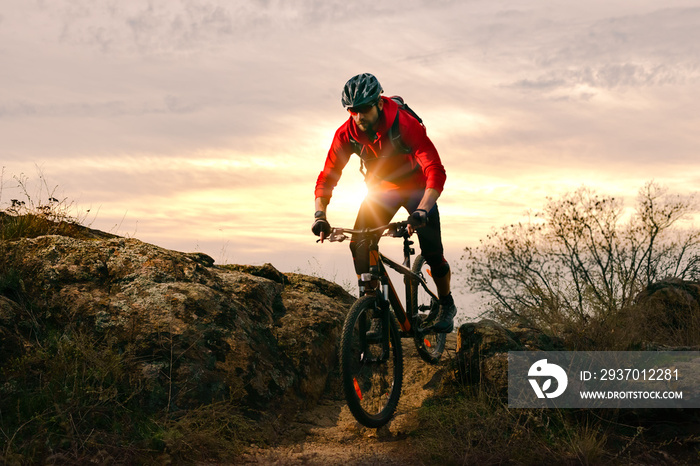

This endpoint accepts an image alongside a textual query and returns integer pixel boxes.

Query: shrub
[0,170,92,241]
[460,182,700,337]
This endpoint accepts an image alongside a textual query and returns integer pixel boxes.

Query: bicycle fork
[357,246,392,364]
[356,283,392,364]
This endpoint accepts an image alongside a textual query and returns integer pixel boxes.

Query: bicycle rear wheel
[339,295,403,428]
[411,254,446,365]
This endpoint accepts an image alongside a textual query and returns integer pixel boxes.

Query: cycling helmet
[341,73,383,109]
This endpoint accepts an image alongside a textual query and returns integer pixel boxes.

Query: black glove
[409,209,428,228]
[312,211,331,237]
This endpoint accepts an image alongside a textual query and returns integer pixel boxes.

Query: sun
[325,166,368,227]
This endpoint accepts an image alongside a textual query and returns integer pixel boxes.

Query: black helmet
[341,73,383,109]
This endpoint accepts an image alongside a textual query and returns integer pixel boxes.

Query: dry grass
[412,381,700,465]
[413,388,609,465]
[0,171,260,463]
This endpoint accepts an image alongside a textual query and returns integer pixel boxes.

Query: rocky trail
[1,232,463,465]
[241,333,459,465]
[4,226,700,464]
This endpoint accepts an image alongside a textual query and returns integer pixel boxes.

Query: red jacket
[314,96,446,200]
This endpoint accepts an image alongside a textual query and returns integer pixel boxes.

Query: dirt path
[239,334,457,465]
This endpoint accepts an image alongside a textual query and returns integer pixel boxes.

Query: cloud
[3,0,700,268]
[26,0,405,57]
[504,7,700,95]
[509,62,697,96]
[25,154,313,202]
[123,1,238,54]
[509,77,567,91]
[580,7,700,59]
[0,95,205,119]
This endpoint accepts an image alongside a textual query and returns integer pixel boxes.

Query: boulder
[455,319,564,396]
[0,235,355,414]
[623,278,700,348]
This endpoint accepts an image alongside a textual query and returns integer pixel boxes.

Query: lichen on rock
[0,234,355,417]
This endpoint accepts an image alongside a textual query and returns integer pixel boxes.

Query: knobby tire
[411,254,446,365]
[339,295,403,428]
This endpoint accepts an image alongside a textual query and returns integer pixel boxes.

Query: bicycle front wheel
[339,295,403,428]
[411,254,446,365]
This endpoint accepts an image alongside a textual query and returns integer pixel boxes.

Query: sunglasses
[347,102,377,115]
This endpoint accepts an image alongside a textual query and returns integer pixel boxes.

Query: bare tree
[461,182,700,329]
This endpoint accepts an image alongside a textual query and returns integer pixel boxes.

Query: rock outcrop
[455,319,565,395]
[0,234,354,415]
[623,278,700,348]
[455,279,700,396]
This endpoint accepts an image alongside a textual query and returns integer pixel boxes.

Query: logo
[528,359,568,398]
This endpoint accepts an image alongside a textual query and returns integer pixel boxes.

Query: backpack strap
[348,135,370,178]
[349,96,425,177]
[388,112,411,154]
[348,135,363,157]
[388,96,424,154]
[389,96,423,125]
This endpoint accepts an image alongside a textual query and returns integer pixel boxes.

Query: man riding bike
[312,73,456,333]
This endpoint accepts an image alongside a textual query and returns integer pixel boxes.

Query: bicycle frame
[325,222,440,339]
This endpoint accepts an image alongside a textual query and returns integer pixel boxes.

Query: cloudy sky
[2,1,699,310]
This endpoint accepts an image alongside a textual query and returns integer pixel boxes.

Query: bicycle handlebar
[319,221,411,243]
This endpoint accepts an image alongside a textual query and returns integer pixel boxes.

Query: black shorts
[349,189,448,276]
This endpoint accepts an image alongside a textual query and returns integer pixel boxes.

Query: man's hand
[407,209,428,236]
[312,211,331,241]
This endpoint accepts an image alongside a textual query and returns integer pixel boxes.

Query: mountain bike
[322,220,447,428]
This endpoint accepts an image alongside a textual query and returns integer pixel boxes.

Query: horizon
[3,0,699,319]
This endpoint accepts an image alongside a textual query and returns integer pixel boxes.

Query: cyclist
[312,73,456,333]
